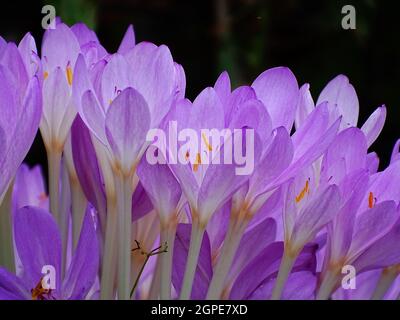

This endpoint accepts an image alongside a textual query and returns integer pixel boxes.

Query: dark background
[1,0,399,170]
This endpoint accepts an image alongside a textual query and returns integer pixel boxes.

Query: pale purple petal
[14,206,62,293]
[317,75,359,129]
[295,83,314,129]
[0,268,30,300]
[252,67,299,131]
[172,224,213,299]
[137,152,181,219]
[118,25,135,54]
[62,209,99,299]
[361,105,386,148]
[105,87,151,168]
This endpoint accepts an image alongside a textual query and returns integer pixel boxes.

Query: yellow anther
[193,153,201,172]
[66,65,73,86]
[295,179,310,203]
[202,133,213,151]
[43,71,49,80]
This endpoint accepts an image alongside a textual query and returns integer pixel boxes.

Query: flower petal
[317,75,359,129]
[172,224,213,299]
[252,67,299,131]
[0,268,30,300]
[14,206,62,293]
[290,185,341,248]
[71,116,106,230]
[295,83,314,129]
[361,105,386,148]
[118,25,135,54]
[105,87,151,169]
[62,209,99,299]
[137,151,181,220]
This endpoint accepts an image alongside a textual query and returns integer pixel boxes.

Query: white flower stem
[100,195,118,300]
[271,250,297,300]
[0,182,15,272]
[47,148,62,226]
[116,175,133,300]
[160,223,177,300]
[206,219,247,299]
[316,269,339,300]
[371,266,399,300]
[180,220,205,300]
[148,256,162,299]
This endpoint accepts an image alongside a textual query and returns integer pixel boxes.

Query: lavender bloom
[0,36,42,202]
[0,206,98,300]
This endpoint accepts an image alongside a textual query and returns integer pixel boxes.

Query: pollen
[368,191,374,208]
[31,277,50,300]
[202,133,213,151]
[295,179,310,203]
[66,64,73,86]
[43,71,49,80]
[193,153,201,172]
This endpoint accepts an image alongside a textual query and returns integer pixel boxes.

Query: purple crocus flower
[0,36,42,202]
[0,206,99,300]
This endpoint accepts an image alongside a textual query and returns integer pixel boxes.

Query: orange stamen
[193,153,201,172]
[368,192,374,208]
[295,179,310,203]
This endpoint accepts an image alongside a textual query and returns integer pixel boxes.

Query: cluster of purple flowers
[0,20,399,300]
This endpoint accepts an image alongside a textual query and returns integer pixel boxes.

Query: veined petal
[0,42,29,93]
[14,206,62,294]
[229,242,316,299]
[42,66,72,143]
[18,32,39,78]
[188,87,225,131]
[366,152,379,174]
[248,127,293,199]
[105,87,151,170]
[118,25,135,54]
[172,224,213,299]
[137,150,181,220]
[71,22,100,46]
[101,53,134,109]
[361,105,386,148]
[42,22,80,71]
[63,209,99,299]
[71,116,106,229]
[290,185,341,249]
[390,139,400,164]
[295,83,314,129]
[131,182,153,221]
[0,268,30,300]
[126,42,176,127]
[317,75,359,129]
[348,201,397,261]
[252,67,299,131]
[353,219,400,273]
[214,71,231,107]
[228,217,277,285]
[225,86,256,125]
[249,271,316,300]
[321,127,368,185]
